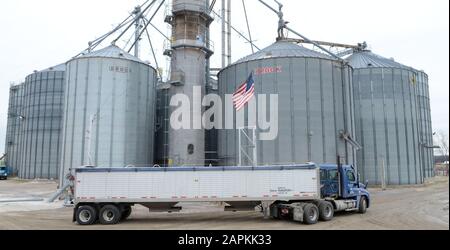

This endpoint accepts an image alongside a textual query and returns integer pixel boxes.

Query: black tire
[99,205,121,225]
[318,201,334,221]
[358,196,368,214]
[303,204,319,225]
[121,205,132,220]
[76,205,98,225]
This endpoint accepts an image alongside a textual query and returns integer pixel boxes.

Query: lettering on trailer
[254,66,282,75]
[270,187,293,195]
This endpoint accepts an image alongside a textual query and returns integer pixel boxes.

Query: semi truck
[70,162,370,225]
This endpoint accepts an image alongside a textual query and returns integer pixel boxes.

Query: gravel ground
[0,177,448,230]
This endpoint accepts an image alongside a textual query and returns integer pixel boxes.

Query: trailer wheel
[76,205,98,225]
[358,196,368,214]
[318,201,334,221]
[99,205,121,225]
[121,205,132,220]
[303,204,319,225]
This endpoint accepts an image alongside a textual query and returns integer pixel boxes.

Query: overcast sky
[0,0,448,153]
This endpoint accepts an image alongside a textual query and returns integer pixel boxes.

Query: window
[188,144,194,155]
[347,171,356,182]
[328,170,339,181]
[320,170,327,180]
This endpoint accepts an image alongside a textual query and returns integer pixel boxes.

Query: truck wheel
[121,206,132,220]
[318,201,334,221]
[76,205,98,225]
[358,196,368,214]
[303,204,319,225]
[99,205,121,225]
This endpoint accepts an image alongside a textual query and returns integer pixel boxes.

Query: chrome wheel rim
[102,210,115,222]
[79,210,92,223]
[309,208,318,221]
[324,205,332,218]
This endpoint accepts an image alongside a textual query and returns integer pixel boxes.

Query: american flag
[233,73,255,111]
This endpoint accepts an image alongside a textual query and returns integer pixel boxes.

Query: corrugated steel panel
[233,41,332,66]
[78,45,145,64]
[350,50,432,185]
[416,71,434,179]
[218,41,356,167]
[17,66,66,179]
[4,84,24,176]
[60,46,157,183]
[347,50,412,70]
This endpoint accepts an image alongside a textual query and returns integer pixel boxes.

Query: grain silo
[217,40,357,167]
[416,71,435,179]
[4,83,24,176]
[60,45,157,181]
[18,64,66,179]
[348,50,429,185]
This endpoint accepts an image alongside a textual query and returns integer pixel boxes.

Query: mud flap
[269,204,279,219]
[291,203,305,223]
[72,206,77,222]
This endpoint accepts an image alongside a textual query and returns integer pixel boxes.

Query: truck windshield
[0,167,6,171]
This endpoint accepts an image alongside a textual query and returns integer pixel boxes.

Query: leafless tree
[435,131,449,159]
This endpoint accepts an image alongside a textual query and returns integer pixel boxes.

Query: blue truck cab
[270,163,371,224]
[320,164,370,212]
[0,166,8,180]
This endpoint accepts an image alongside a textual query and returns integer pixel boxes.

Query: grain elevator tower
[167,0,213,166]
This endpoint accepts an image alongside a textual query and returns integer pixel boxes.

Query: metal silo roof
[77,45,146,64]
[40,63,66,72]
[234,41,333,65]
[347,50,412,70]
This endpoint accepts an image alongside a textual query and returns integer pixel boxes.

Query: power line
[210,9,261,51]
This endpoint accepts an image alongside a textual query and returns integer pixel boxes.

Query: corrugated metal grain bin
[4,84,24,176]
[348,50,430,185]
[217,41,356,167]
[18,64,66,179]
[416,71,434,179]
[60,45,157,181]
